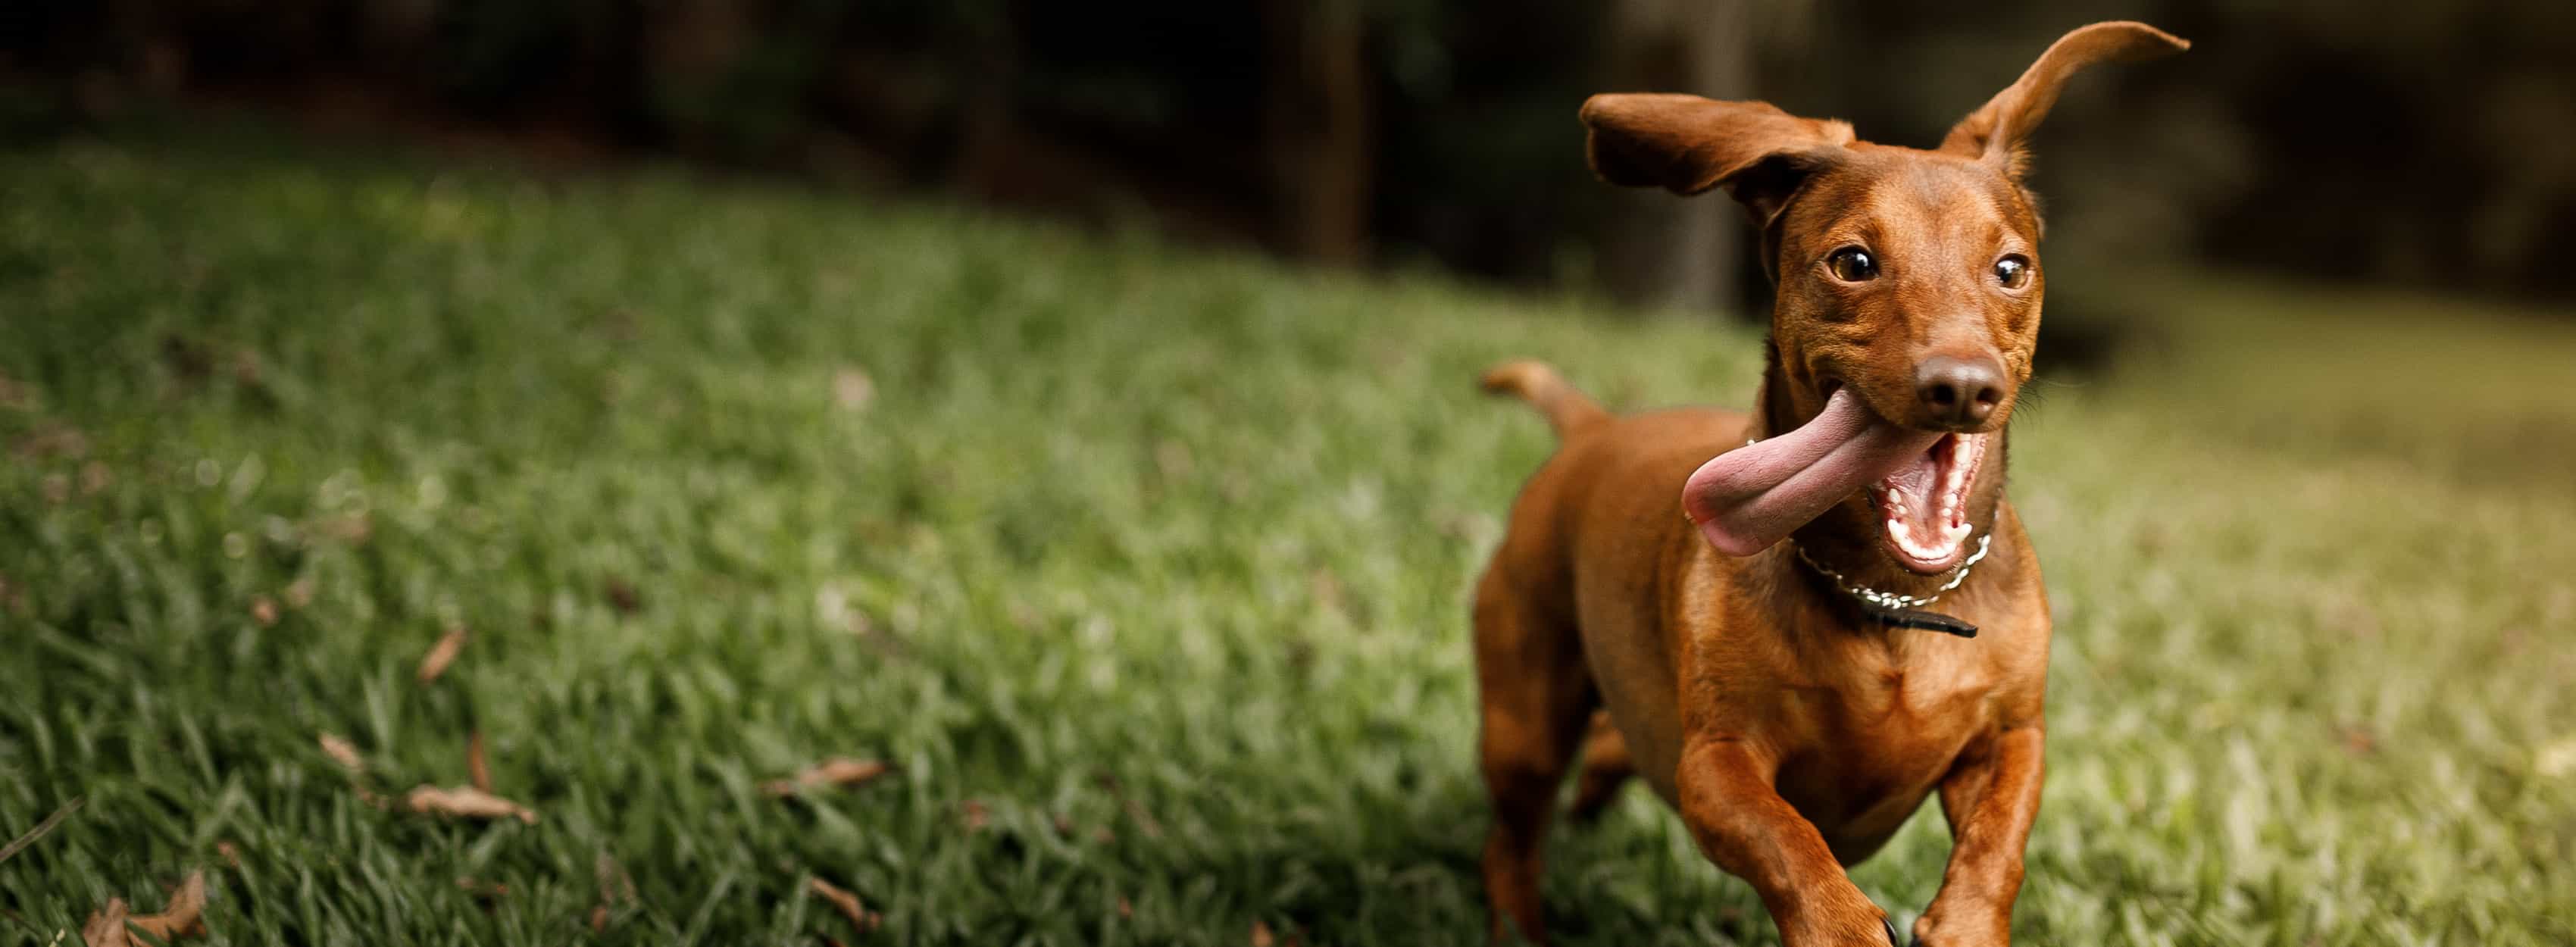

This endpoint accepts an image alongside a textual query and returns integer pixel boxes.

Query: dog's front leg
[1677,738,1891,945]
[1915,724,2045,945]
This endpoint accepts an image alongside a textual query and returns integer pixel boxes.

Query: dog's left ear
[1940,21,2189,177]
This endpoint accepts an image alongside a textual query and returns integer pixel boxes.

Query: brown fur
[1472,23,2185,946]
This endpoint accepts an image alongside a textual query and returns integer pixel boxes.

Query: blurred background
[9,0,2574,319]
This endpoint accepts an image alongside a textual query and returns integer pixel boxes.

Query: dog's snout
[1914,355,2005,426]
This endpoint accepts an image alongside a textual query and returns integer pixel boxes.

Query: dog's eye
[1993,255,2031,289]
[1826,247,1878,282]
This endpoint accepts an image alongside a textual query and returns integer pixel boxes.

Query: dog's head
[1605,23,2187,572]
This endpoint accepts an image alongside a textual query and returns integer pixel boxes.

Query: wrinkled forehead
[1786,148,2037,252]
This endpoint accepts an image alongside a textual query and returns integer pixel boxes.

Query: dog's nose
[1914,355,2005,426]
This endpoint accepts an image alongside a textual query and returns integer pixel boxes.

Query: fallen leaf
[466,731,492,792]
[1117,897,1133,919]
[80,898,130,947]
[317,733,364,775]
[405,785,537,824]
[808,877,881,936]
[249,597,278,627]
[79,461,112,496]
[960,799,990,832]
[11,422,88,460]
[283,577,316,609]
[761,758,890,798]
[457,877,509,901]
[83,869,207,946]
[833,367,874,411]
[416,625,468,684]
[588,850,638,931]
[214,842,240,869]
[596,852,637,905]
[604,579,642,615]
[1251,920,1274,947]
[1094,774,1167,839]
[2338,724,2377,756]
[161,334,213,383]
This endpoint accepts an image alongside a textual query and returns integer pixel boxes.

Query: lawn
[2,130,2571,945]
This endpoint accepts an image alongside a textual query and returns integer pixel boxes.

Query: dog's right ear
[1580,94,1854,222]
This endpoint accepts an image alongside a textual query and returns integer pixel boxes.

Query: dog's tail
[1480,360,1608,438]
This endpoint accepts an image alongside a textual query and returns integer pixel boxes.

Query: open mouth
[1868,433,1987,573]
[1678,386,1993,574]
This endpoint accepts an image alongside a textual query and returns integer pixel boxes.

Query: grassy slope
[1,133,2571,945]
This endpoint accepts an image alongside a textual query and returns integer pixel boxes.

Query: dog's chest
[1773,646,1996,832]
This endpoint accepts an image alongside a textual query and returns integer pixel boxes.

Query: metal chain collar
[1793,532,1992,610]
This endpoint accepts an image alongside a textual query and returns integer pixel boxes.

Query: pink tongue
[1682,389,1943,556]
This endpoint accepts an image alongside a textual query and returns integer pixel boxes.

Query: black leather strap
[1861,602,1980,638]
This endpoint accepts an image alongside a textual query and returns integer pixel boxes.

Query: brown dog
[1471,23,2186,947]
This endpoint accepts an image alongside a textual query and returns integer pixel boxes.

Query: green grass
[2,130,2572,945]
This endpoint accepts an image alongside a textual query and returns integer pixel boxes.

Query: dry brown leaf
[604,579,642,615]
[405,785,537,824]
[466,731,492,792]
[808,877,881,935]
[282,577,316,609]
[308,511,373,545]
[317,733,364,774]
[589,850,638,932]
[1251,920,1274,947]
[457,877,510,901]
[83,870,207,946]
[833,367,875,411]
[959,799,990,833]
[1117,897,1133,919]
[249,597,278,628]
[80,461,113,496]
[1118,795,1164,839]
[317,733,387,808]
[80,897,130,947]
[416,625,469,684]
[12,422,88,460]
[214,842,240,869]
[761,758,890,798]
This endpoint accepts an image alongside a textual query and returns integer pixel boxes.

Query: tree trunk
[1262,0,1373,267]
[1596,0,1753,317]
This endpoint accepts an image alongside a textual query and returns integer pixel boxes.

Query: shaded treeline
[5,0,2573,309]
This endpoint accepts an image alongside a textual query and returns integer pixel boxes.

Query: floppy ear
[1940,21,2189,176]
[1580,93,1855,223]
